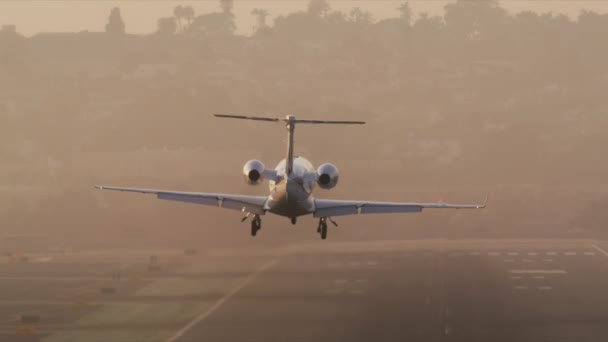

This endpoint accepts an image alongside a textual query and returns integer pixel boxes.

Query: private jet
[96,115,486,239]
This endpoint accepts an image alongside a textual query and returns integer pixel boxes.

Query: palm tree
[251,8,269,32]
[398,2,413,26]
[174,5,184,32]
[182,6,195,30]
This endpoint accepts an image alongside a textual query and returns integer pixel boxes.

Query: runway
[172,240,608,342]
[4,239,608,341]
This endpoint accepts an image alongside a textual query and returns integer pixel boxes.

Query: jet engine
[316,163,339,190]
[243,160,266,185]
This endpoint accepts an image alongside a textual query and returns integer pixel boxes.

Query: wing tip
[94,185,104,190]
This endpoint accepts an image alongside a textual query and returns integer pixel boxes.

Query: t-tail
[214,114,365,176]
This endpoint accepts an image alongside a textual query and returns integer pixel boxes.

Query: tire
[320,223,327,240]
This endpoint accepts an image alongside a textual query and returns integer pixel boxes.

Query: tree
[398,2,413,26]
[220,0,234,15]
[105,7,125,35]
[174,5,184,32]
[182,6,195,28]
[174,5,195,32]
[444,0,507,40]
[349,8,374,25]
[157,17,177,35]
[308,0,330,18]
[251,8,269,32]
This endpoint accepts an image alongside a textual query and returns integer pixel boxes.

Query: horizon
[2,1,608,37]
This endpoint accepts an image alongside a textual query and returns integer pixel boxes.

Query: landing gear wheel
[251,216,261,237]
[291,217,297,225]
[320,223,328,240]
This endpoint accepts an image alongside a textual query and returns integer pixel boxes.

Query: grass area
[135,277,243,297]
[74,301,212,326]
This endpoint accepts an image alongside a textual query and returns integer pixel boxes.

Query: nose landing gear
[291,217,297,225]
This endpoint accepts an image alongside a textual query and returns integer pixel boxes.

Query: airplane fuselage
[266,157,316,218]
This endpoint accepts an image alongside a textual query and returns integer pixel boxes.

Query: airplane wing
[313,197,487,218]
[95,186,268,214]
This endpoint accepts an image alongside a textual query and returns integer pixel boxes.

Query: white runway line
[527,252,539,256]
[542,259,554,263]
[522,259,535,263]
[538,286,553,291]
[546,252,558,256]
[513,286,528,290]
[488,252,500,256]
[165,259,278,342]
[509,275,523,280]
[503,259,515,263]
[507,252,519,256]
[366,261,378,266]
[469,251,481,256]
[584,252,596,256]
[564,252,577,256]
[590,244,608,257]
[532,275,545,280]
[509,269,567,274]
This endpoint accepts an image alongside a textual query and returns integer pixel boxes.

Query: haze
[2,1,608,341]
[2,1,608,36]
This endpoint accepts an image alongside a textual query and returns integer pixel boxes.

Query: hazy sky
[2,1,608,36]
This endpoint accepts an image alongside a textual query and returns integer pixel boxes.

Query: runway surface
[172,240,608,342]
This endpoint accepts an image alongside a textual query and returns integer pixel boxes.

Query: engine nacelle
[316,163,339,190]
[243,160,265,185]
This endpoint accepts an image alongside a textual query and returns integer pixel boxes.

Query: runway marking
[532,275,545,280]
[349,289,364,295]
[488,252,500,256]
[503,259,515,263]
[590,244,608,257]
[507,252,519,256]
[522,259,535,263]
[564,252,577,256]
[546,252,557,256]
[538,286,553,291]
[469,251,481,256]
[509,269,566,274]
[584,252,596,256]
[527,252,539,256]
[165,259,278,342]
[543,259,554,263]
[366,261,378,266]
[513,286,528,290]
[509,275,523,280]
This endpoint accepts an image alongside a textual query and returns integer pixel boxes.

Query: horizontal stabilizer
[214,114,365,125]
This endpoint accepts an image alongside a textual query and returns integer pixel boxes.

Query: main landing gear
[317,217,337,240]
[250,215,262,237]
[317,218,328,240]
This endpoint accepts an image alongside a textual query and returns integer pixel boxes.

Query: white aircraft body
[96,115,486,239]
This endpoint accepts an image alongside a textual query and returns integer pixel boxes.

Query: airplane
[95,114,486,240]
